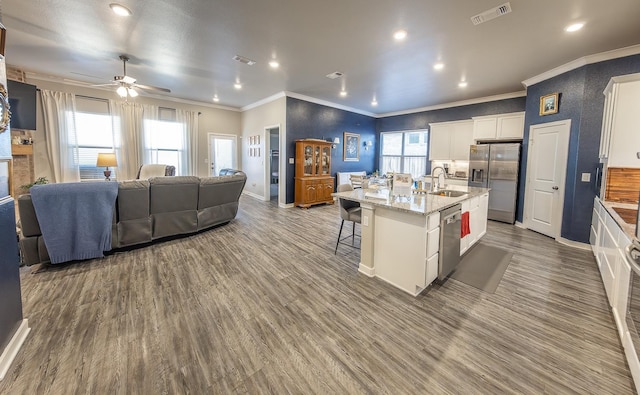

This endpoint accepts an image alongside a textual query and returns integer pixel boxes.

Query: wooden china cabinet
[294,139,335,208]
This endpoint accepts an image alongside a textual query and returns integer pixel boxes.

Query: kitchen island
[333,185,490,296]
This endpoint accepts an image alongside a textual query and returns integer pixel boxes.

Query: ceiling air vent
[233,55,256,66]
[326,71,344,79]
[470,2,512,25]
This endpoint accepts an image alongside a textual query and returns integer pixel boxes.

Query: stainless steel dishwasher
[438,204,462,281]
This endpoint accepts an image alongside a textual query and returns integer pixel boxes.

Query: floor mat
[450,242,513,293]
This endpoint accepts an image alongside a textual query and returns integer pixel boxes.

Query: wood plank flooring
[0,195,635,394]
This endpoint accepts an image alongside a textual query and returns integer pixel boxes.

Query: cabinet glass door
[314,145,321,175]
[303,144,313,175]
[321,146,330,175]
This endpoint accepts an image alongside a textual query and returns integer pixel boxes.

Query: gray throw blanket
[30,182,118,264]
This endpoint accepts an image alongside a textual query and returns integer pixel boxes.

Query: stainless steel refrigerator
[468,143,521,224]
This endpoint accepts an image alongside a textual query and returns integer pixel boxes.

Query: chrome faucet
[431,166,447,192]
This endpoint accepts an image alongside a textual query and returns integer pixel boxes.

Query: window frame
[379,129,429,178]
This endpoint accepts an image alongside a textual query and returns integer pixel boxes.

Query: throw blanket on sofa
[30,182,119,264]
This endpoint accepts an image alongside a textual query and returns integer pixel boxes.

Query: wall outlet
[581,172,591,182]
[289,157,294,164]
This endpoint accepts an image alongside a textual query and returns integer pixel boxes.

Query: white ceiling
[3,0,640,115]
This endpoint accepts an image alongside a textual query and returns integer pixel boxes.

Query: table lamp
[96,152,118,181]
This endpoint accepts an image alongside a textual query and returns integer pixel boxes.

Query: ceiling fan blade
[90,82,118,87]
[135,83,171,93]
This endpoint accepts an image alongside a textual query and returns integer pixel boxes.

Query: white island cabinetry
[460,192,489,255]
[333,186,490,296]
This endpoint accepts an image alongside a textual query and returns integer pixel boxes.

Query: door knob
[552,186,559,190]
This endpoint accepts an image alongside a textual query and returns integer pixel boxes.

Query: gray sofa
[18,171,246,265]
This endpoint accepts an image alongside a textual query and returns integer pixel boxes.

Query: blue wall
[286,97,377,204]
[375,98,526,173]
[520,54,640,243]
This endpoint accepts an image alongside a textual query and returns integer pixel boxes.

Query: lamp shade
[333,137,340,144]
[96,152,118,167]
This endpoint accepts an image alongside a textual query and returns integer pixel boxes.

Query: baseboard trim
[557,237,591,251]
[0,319,31,381]
[242,191,266,201]
[279,202,294,208]
[514,221,526,229]
[358,264,375,277]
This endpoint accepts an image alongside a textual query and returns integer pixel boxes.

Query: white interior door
[208,133,237,176]
[523,120,571,238]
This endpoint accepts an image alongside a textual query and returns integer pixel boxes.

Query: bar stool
[335,184,361,254]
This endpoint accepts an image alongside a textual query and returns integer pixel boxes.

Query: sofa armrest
[18,194,41,237]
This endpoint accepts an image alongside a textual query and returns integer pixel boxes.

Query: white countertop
[332,185,490,216]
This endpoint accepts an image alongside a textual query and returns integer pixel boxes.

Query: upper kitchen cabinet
[600,73,640,168]
[472,112,525,141]
[429,120,474,161]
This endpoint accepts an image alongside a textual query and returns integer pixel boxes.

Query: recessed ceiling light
[565,23,584,32]
[234,83,242,90]
[213,95,220,102]
[393,29,407,41]
[433,63,445,70]
[371,99,378,106]
[340,90,347,97]
[458,81,468,88]
[109,3,132,16]
[269,60,279,69]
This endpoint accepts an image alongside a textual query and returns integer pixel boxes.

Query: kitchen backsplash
[606,167,640,204]
[431,160,469,178]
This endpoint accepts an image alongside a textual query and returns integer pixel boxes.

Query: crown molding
[377,91,527,118]
[241,92,286,111]
[522,44,640,87]
[24,71,241,112]
[284,91,377,118]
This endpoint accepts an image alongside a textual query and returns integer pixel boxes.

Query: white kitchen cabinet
[472,112,525,141]
[429,120,474,161]
[591,197,632,315]
[601,74,640,167]
[460,192,488,256]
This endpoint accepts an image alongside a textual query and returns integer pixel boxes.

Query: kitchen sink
[428,190,468,198]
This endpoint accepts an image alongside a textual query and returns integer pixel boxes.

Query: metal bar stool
[335,184,361,254]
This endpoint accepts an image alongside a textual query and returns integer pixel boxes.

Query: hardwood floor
[0,195,635,394]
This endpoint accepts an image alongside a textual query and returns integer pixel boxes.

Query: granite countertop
[600,199,637,240]
[332,185,490,216]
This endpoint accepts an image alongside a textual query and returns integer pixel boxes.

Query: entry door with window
[209,134,237,176]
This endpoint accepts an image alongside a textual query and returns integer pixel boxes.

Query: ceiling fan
[102,55,171,98]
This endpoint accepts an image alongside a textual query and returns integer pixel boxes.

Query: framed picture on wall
[343,132,360,161]
[539,93,559,116]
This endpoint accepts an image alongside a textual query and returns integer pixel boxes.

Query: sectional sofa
[17,171,246,265]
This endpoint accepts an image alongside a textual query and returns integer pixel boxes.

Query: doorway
[265,126,280,201]
[523,119,571,239]
[208,133,237,176]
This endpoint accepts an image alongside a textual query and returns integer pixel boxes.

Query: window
[143,108,186,175]
[379,130,429,179]
[72,97,118,180]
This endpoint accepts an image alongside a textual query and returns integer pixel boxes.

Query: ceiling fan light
[127,87,138,97]
[110,3,132,16]
[116,85,128,97]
